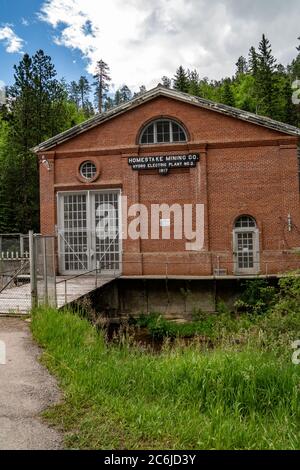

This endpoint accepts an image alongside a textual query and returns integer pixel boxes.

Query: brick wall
[38,96,300,276]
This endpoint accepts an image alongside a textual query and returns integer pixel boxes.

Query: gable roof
[32,84,300,153]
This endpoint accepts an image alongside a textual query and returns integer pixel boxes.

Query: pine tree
[69,81,80,109]
[248,47,259,77]
[236,56,248,77]
[69,77,93,117]
[104,96,114,111]
[188,69,200,96]
[173,66,189,92]
[93,60,111,113]
[221,78,235,106]
[31,50,58,144]
[133,85,147,99]
[288,56,300,81]
[256,34,276,116]
[247,46,260,112]
[0,50,84,232]
[161,76,171,88]
[119,85,132,103]
[9,53,35,150]
[114,89,122,106]
[288,38,300,80]
[0,116,16,232]
[78,76,91,109]
[138,85,146,95]
[282,77,297,125]
[5,51,60,231]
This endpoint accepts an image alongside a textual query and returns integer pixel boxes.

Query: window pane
[235,216,256,228]
[179,130,186,141]
[236,231,255,269]
[80,161,97,180]
[172,122,186,142]
[157,121,170,143]
[141,124,154,144]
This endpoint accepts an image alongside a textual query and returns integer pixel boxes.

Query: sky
[0,0,300,93]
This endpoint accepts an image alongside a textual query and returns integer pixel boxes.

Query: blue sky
[0,0,90,86]
[1,0,300,91]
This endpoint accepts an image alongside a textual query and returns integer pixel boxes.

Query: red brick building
[34,85,300,279]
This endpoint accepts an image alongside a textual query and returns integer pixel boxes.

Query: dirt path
[0,318,62,450]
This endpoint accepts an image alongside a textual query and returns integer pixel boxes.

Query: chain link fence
[0,233,56,314]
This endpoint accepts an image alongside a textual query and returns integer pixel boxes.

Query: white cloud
[0,25,24,53]
[21,18,30,27]
[38,0,300,90]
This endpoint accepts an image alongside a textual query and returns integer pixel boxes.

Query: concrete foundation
[90,277,264,321]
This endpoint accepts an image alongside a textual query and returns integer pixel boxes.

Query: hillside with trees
[0,34,300,233]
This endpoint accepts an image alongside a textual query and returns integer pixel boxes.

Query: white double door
[57,190,121,275]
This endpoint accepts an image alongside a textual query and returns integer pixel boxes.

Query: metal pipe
[42,237,48,304]
[64,279,67,305]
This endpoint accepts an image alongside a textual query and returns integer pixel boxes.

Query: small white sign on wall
[160,219,171,227]
[0,340,6,365]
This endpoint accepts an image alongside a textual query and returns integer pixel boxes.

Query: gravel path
[0,318,62,450]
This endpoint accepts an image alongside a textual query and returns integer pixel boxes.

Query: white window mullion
[169,121,173,142]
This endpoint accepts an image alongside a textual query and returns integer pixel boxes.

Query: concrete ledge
[120,274,281,281]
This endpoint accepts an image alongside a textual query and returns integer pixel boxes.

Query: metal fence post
[42,237,48,304]
[52,237,57,308]
[29,231,38,309]
[20,235,24,259]
[64,279,67,305]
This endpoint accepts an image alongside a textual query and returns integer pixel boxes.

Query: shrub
[234,279,277,315]
[274,273,300,315]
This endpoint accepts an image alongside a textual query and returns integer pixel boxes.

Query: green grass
[31,306,300,450]
[134,312,221,339]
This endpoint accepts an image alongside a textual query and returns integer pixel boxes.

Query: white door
[57,190,121,275]
[233,216,259,275]
[93,191,121,274]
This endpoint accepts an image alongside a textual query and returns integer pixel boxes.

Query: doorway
[57,190,121,275]
[233,216,260,275]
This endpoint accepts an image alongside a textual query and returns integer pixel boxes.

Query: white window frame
[80,161,97,180]
[140,119,187,144]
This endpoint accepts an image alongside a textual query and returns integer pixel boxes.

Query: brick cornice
[38,136,297,160]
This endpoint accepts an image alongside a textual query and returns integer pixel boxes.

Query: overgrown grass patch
[32,306,300,450]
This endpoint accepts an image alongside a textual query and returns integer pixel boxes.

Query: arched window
[233,216,259,274]
[140,119,187,144]
[234,215,256,229]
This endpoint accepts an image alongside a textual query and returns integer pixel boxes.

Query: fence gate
[0,234,31,314]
